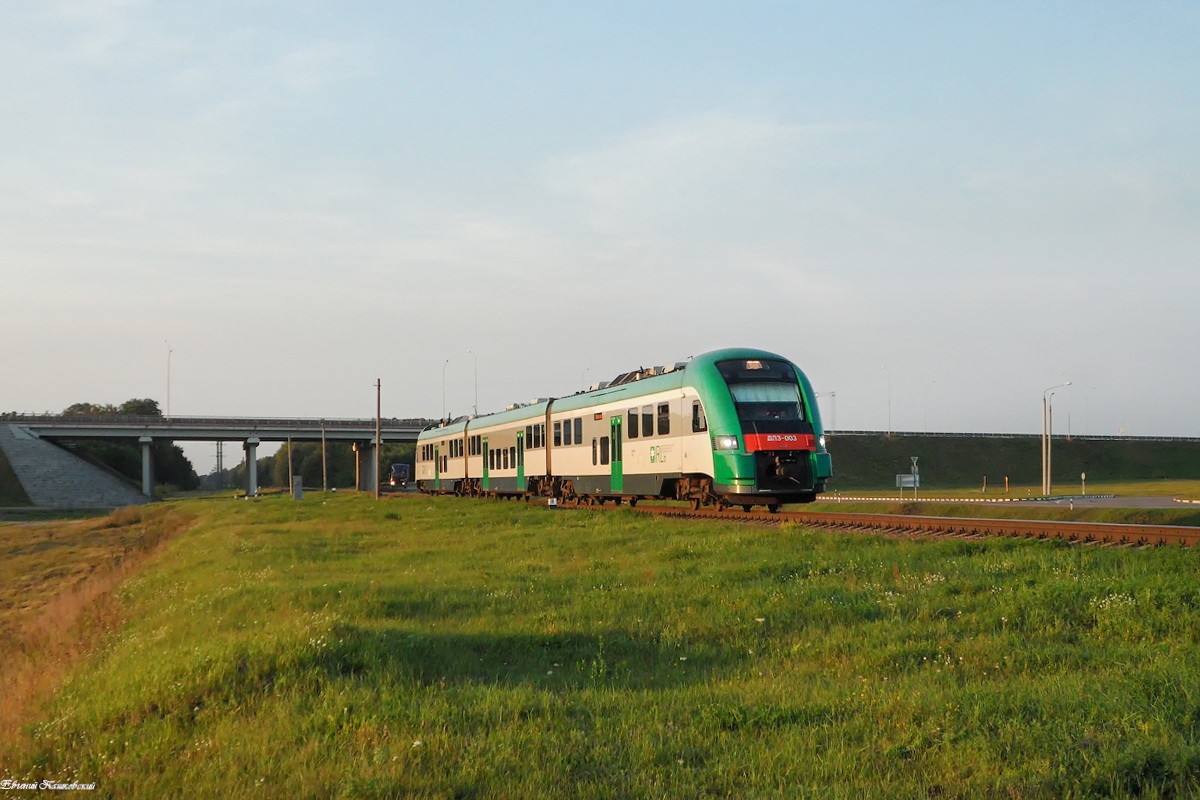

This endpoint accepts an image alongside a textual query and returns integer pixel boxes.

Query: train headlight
[819,435,826,450]
[713,435,739,451]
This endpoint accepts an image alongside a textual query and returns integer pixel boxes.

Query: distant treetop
[62,399,162,417]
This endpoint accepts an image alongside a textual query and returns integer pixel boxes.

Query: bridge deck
[3,416,435,443]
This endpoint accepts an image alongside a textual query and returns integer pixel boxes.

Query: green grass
[798,501,1200,528]
[6,494,1200,798]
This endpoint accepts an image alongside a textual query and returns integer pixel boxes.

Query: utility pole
[442,359,450,421]
[467,350,478,416]
[165,340,173,419]
[924,380,937,435]
[1042,382,1071,495]
[321,424,327,492]
[287,436,293,494]
[881,366,891,435]
[817,391,837,431]
[375,379,382,501]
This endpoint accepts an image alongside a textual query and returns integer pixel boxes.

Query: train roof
[417,348,801,439]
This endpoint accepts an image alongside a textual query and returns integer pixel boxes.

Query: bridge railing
[1,413,435,429]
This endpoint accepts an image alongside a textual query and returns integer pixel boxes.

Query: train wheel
[767,503,780,514]
[628,498,638,508]
[689,498,700,511]
[742,505,752,513]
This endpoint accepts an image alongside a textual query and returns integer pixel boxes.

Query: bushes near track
[4,494,1200,797]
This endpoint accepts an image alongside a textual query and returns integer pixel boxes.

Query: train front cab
[698,352,832,508]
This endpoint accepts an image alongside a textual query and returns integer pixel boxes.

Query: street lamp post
[466,350,478,417]
[165,340,173,419]
[881,366,891,435]
[1042,382,1071,495]
[924,380,937,435]
[441,359,450,422]
[817,391,837,431]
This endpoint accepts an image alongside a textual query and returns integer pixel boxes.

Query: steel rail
[579,503,1200,548]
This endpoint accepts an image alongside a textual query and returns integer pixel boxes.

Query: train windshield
[716,359,807,423]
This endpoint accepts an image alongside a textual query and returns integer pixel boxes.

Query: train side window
[564,419,572,446]
[573,418,582,445]
[642,405,654,437]
[502,448,508,470]
[442,455,447,472]
[658,403,670,436]
[554,421,562,446]
[592,438,597,465]
[600,436,610,465]
[627,410,638,439]
[526,426,533,448]
[489,449,494,470]
[533,425,540,449]
[510,447,516,467]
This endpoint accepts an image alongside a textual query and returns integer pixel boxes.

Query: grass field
[796,502,1200,528]
[5,494,1200,798]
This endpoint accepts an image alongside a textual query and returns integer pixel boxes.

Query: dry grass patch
[0,505,194,749]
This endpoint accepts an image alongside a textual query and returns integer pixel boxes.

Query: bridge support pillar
[354,442,377,492]
[138,436,154,497]
[244,437,260,497]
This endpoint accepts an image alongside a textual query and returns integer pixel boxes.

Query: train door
[517,431,525,493]
[482,438,489,491]
[434,446,440,491]
[610,416,623,493]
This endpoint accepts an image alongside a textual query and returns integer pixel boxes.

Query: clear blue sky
[3,2,1198,470]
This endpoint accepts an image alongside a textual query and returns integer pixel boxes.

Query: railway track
[605,503,1200,548]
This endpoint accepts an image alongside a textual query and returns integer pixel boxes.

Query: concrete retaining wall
[0,425,149,508]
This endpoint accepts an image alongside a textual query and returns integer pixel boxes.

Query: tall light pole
[581,368,591,392]
[817,391,837,431]
[375,378,381,501]
[1042,382,1071,495]
[441,359,450,421]
[924,380,937,435]
[466,350,478,416]
[1086,385,1098,436]
[165,340,173,419]
[881,366,891,435]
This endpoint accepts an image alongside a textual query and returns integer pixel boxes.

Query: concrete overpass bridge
[2,415,434,498]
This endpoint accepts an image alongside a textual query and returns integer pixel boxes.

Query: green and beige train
[416,348,832,511]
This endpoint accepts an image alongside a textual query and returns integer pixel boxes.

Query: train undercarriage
[419,461,821,512]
